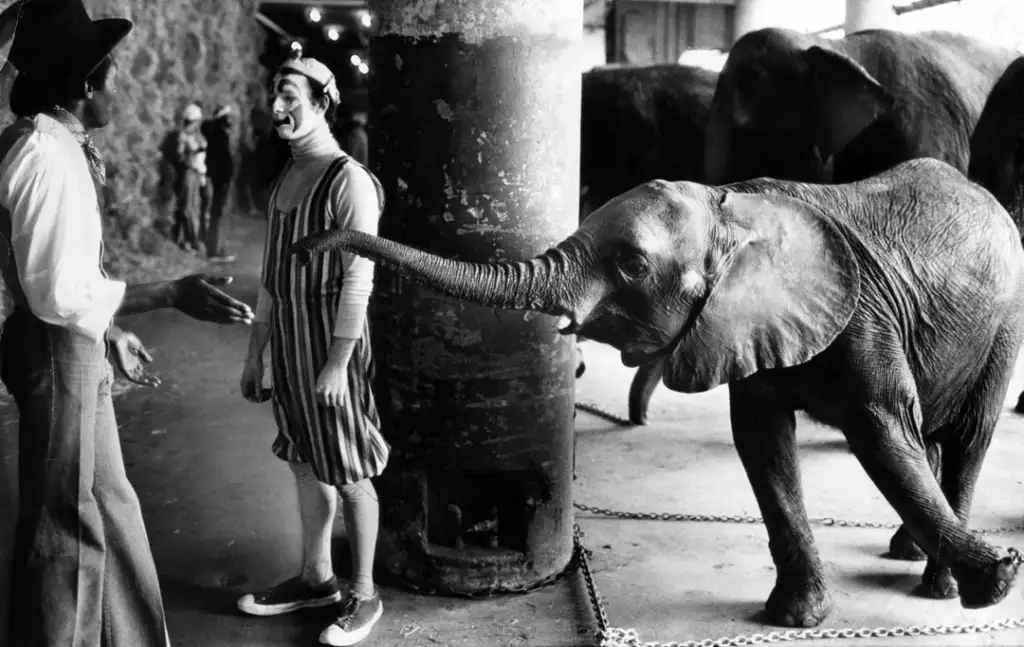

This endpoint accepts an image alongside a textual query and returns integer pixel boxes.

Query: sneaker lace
[338,596,359,630]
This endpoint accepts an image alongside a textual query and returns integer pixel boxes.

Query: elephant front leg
[729,386,832,628]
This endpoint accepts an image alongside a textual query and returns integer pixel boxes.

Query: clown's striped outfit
[256,149,389,487]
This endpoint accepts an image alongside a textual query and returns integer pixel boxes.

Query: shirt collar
[45,106,89,144]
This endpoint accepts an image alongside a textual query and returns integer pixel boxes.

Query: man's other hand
[173,274,254,325]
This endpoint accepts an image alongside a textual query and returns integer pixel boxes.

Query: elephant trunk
[289,229,580,315]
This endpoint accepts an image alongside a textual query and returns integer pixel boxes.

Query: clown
[236,46,388,647]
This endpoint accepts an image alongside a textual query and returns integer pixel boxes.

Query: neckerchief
[47,106,107,186]
[46,106,112,280]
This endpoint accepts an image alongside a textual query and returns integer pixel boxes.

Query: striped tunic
[261,153,390,487]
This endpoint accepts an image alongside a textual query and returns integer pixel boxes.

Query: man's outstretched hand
[107,325,161,387]
[173,274,254,325]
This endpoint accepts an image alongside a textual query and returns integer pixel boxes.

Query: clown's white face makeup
[270,72,327,140]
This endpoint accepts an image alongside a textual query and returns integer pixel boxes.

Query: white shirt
[0,114,126,343]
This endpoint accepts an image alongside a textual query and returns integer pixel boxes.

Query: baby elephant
[290,158,1024,627]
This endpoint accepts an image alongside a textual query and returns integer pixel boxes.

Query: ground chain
[571,401,1024,646]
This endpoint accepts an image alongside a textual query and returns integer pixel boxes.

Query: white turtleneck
[254,121,379,339]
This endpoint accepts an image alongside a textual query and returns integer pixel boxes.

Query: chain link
[576,401,637,427]
[573,502,1024,535]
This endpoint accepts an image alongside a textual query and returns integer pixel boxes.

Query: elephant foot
[1015,390,1024,414]
[954,551,1021,609]
[885,526,928,562]
[912,561,958,600]
[764,575,833,628]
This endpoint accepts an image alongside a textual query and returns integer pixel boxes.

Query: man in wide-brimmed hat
[0,1,255,645]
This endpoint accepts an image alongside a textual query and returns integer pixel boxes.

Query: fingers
[135,345,154,364]
[130,373,161,388]
[197,274,233,287]
[202,292,255,324]
[316,387,345,408]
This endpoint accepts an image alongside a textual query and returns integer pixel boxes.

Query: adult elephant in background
[579,63,718,424]
[705,25,1017,564]
[289,158,1024,627]
[580,63,717,221]
[969,57,1024,233]
[970,56,1024,414]
[705,27,1015,185]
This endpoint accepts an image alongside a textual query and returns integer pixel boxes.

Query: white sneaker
[319,591,384,646]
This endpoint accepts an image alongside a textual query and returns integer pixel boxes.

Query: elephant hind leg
[845,370,1018,610]
[886,440,940,563]
[627,358,665,425]
[916,336,1019,602]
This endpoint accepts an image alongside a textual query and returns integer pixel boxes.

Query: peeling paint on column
[434,98,454,121]
[372,0,582,43]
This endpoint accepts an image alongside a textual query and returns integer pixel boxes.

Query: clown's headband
[276,43,341,105]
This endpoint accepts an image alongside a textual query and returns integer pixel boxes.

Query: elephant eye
[615,248,650,282]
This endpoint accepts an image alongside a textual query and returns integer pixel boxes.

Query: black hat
[5,0,132,81]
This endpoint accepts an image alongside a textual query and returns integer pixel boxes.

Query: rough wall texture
[87,0,267,248]
[0,0,269,267]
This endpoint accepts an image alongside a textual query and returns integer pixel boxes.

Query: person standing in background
[173,102,207,253]
[201,103,237,262]
[333,104,368,166]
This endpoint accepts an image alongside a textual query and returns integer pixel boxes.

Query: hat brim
[88,17,132,73]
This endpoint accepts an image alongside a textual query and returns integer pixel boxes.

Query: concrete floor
[4,216,1024,646]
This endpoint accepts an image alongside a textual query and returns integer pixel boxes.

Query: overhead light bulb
[350,54,362,66]
[360,11,372,28]
[327,26,339,41]
[308,7,322,23]
[358,62,369,75]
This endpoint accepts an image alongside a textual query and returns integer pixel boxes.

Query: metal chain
[576,401,636,427]
[572,502,1024,535]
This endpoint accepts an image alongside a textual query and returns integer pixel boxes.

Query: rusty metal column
[365,0,581,594]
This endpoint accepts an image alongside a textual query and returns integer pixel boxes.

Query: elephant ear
[802,46,894,161]
[665,190,861,394]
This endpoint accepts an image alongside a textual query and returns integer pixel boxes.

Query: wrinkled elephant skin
[290,158,1024,627]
